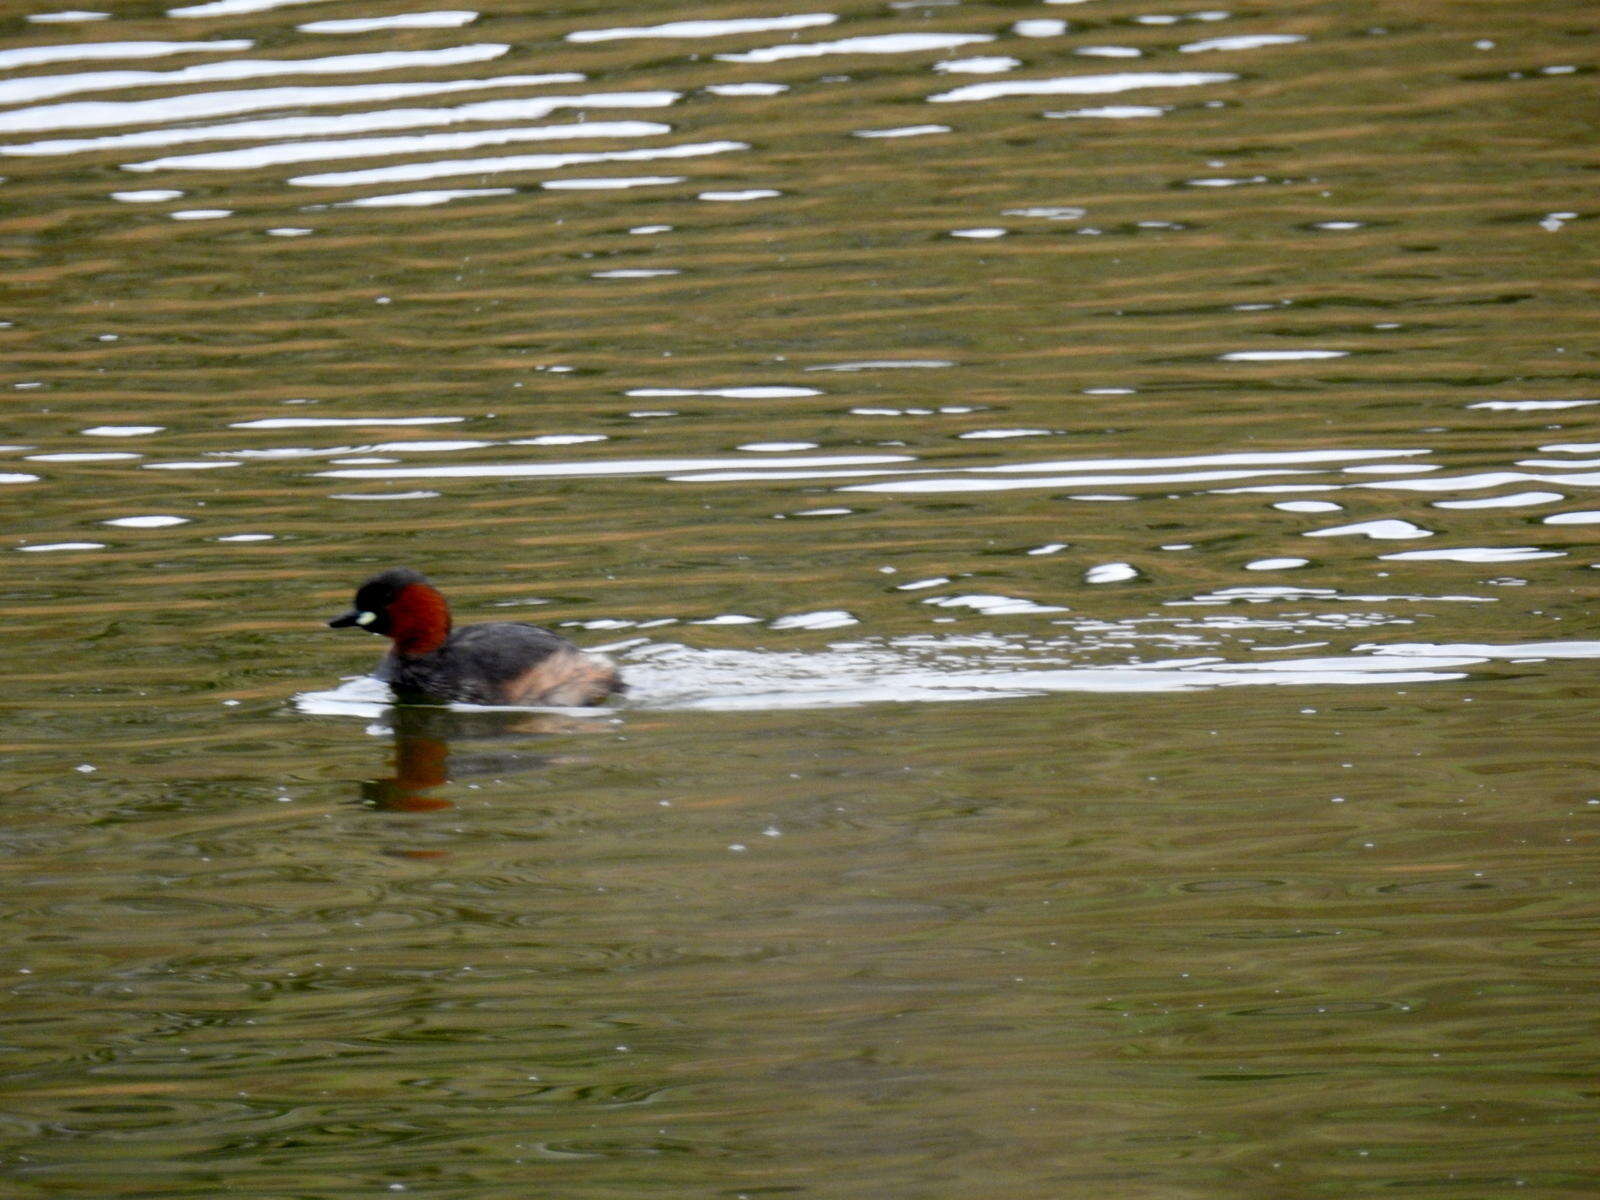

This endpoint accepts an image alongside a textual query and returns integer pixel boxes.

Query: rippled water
[4,0,1600,1195]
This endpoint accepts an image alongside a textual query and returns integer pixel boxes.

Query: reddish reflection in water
[362,715,453,811]
[359,704,603,812]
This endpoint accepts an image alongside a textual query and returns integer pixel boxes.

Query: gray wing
[445,622,572,685]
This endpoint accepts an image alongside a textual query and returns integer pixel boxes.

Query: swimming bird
[328,567,623,706]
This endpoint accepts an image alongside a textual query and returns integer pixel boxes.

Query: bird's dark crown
[353,567,431,614]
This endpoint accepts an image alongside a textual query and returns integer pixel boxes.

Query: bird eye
[355,611,377,626]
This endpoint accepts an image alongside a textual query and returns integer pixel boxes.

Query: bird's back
[383,621,621,705]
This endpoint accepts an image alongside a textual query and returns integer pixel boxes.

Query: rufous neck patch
[389,583,452,655]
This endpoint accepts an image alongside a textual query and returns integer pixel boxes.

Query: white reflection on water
[0,74,585,136]
[1469,400,1598,411]
[26,451,139,461]
[543,175,682,189]
[1221,349,1347,361]
[1085,562,1138,584]
[719,33,992,64]
[208,440,1489,502]
[335,188,513,208]
[223,445,357,458]
[1135,11,1230,25]
[5,92,678,157]
[586,650,1472,708]
[232,416,463,428]
[300,12,477,34]
[1046,105,1167,118]
[319,454,914,480]
[1188,174,1269,188]
[1305,519,1433,540]
[170,0,342,16]
[982,449,1421,472]
[567,14,837,43]
[1005,206,1086,220]
[850,406,973,415]
[0,43,511,107]
[298,631,1525,717]
[935,57,1020,74]
[806,359,953,371]
[699,189,780,201]
[1380,547,1564,563]
[671,469,906,482]
[959,429,1051,439]
[122,120,672,172]
[929,71,1235,102]
[770,610,858,630]
[1433,491,1563,509]
[0,39,251,70]
[366,440,489,453]
[1362,469,1600,492]
[331,490,440,501]
[104,514,187,527]
[566,656,1468,713]
[1180,34,1306,53]
[854,124,951,138]
[289,139,746,188]
[1363,640,1600,660]
[1170,586,1492,607]
[1275,500,1342,513]
[851,469,1306,493]
[925,594,1068,615]
[627,386,820,397]
[703,82,788,96]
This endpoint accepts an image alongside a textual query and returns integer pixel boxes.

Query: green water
[3,0,1600,1195]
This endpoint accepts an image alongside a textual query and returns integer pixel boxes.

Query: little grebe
[328,567,623,706]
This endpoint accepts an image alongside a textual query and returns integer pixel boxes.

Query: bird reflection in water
[360,703,601,813]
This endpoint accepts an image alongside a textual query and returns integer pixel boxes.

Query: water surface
[3,0,1599,1195]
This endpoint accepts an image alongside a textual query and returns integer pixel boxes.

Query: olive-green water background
[3,0,1600,1196]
